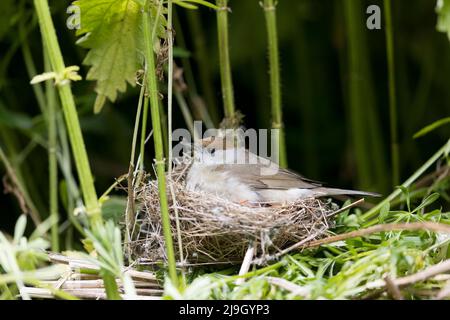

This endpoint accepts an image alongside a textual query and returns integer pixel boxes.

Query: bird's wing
[213,164,323,190]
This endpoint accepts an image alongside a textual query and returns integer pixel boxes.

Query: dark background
[0,0,449,232]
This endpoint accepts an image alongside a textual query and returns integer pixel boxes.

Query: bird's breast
[186,164,259,203]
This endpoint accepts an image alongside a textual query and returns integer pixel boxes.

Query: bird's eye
[210,148,216,155]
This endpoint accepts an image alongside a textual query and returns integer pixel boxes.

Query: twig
[266,276,310,297]
[365,258,450,291]
[47,253,158,282]
[304,222,450,249]
[235,245,255,285]
[384,275,404,300]
[326,198,365,219]
[393,259,450,287]
[21,287,161,300]
[436,280,450,300]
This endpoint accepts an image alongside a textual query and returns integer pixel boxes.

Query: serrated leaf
[73,0,144,113]
[437,0,450,39]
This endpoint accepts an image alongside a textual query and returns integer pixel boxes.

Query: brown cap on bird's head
[199,135,241,151]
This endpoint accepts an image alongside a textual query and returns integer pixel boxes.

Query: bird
[185,135,380,204]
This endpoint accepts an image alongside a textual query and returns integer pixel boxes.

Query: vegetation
[0,0,450,300]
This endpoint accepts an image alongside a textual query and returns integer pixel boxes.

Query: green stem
[125,82,146,260]
[159,101,169,158]
[384,0,400,187]
[137,0,163,170]
[143,0,178,286]
[139,96,149,170]
[168,0,186,287]
[21,18,81,234]
[33,0,101,223]
[361,139,450,221]
[216,0,236,122]
[168,0,174,174]
[102,272,121,300]
[343,0,371,188]
[44,52,59,252]
[343,0,388,192]
[262,0,287,168]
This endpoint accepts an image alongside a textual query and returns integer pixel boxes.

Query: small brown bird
[186,136,379,204]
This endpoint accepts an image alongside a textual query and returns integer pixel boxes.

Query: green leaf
[0,103,33,130]
[101,196,127,224]
[413,117,450,138]
[437,0,450,39]
[396,186,411,212]
[412,193,440,214]
[13,215,27,244]
[378,202,390,222]
[173,46,191,58]
[73,0,144,113]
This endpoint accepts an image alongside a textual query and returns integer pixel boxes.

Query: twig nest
[132,161,338,265]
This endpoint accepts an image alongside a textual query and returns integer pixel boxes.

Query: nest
[131,160,339,265]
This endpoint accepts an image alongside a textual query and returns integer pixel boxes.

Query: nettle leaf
[74,0,167,113]
[437,0,450,39]
[73,0,143,113]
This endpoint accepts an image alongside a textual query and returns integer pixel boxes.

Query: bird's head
[193,135,244,165]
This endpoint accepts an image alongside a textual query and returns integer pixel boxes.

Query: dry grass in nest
[131,160,339,266]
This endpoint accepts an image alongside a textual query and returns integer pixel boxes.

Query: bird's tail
[315,187,381,198]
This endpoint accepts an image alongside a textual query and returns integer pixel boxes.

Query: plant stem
[216,0,236,122]
[262,0,287,168]
[168,0,186,287]
[168,0,174,175]
[125,82,146,260]
[102,272,121,300]
[384,0,400,187]
[139,97,149,170]
[20,19,83,235]
[361,138,450,221]
[159,101,169,157]
[343,0,371,188]
[44,52,59,252]
[143,0,178,286]
[343,0,388,192]
[33,0,123,300]
[33,0,101,224]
